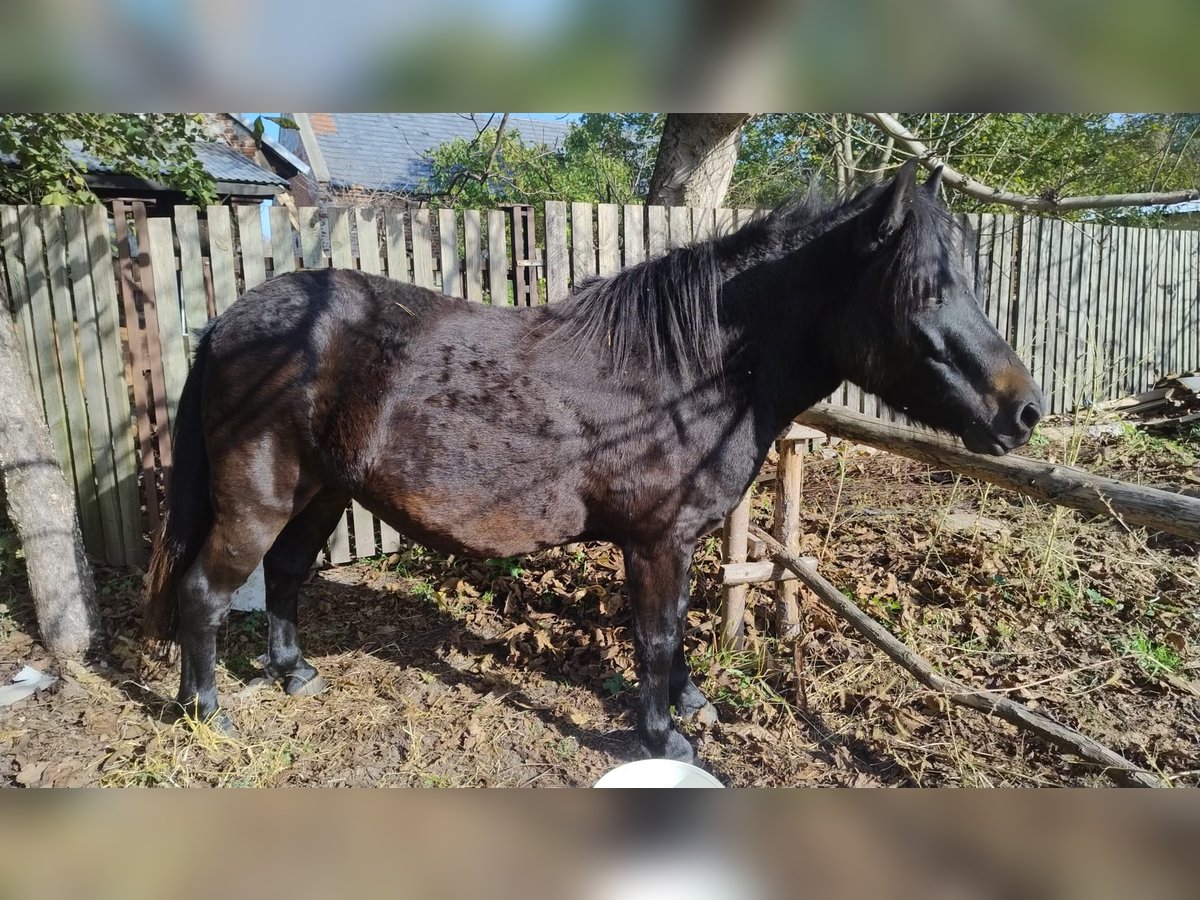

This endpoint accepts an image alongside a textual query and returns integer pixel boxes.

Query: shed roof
[285,113,573,192]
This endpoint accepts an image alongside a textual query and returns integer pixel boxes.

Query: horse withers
[145,159,1042,764]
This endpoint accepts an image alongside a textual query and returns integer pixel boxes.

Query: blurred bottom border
[1,789,1198,900]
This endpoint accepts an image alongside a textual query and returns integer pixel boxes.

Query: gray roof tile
[302,113,572,192]
[192,142,288,186]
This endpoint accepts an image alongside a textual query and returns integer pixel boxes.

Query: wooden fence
[2,201,1198,567]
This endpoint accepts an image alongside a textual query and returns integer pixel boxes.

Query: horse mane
[543,191,850,379]
[544,241,724,378]
[542,176,964,378]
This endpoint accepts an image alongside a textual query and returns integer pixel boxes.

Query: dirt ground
[2,417,1198,787]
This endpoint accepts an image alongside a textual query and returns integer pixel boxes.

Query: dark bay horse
[145,159,1043,762]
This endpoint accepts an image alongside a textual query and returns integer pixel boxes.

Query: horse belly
[363,481,586,559]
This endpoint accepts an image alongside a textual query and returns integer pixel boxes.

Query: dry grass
[2,415,1198,787]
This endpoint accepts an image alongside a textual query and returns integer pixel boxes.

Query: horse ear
[924,165,944,197]
[870,158,918,244]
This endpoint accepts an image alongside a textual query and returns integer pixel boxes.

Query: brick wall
[200,113,260,163]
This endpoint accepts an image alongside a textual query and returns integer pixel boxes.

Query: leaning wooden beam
[749,525,1162,788]
[796,403,1200,543]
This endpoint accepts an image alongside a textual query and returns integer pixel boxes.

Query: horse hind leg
[175,507,292,731]
[259,488,349,697]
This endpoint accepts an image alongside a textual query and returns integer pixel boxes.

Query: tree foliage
[423,114,662,207]
[0,114,214,206]
[426,113,1198,222]
[727,114,1200,221]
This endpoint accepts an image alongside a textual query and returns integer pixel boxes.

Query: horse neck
[715,224,852,438]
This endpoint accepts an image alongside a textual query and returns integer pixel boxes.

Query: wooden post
[773,437,803,640]
[719,490,752,651]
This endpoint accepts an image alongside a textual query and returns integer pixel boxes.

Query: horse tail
[143,326,214,645]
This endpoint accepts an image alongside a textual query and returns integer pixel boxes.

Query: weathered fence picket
[3,200,1198,568]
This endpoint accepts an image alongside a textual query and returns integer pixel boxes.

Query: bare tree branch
[863,113,1200,212]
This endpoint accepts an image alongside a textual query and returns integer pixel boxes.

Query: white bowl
[593,759,724,788]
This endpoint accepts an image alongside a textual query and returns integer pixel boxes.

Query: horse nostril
[1019,401,1042,430]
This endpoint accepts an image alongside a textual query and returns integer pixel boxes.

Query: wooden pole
[796,404,1200,542]
[750,525,1162,788]
[773,438,804,639]
[719,490,751,650]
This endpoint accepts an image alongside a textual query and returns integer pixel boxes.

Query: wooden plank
[1146,228,1166,384]
[236,205,267,289]
[1094,226,1116,400]
[130,203,174,484]
[571,202,595,284]
[646,205,668,258]
[1079,224,1100,403]
[1,206,38,385]
[668,205,690,250]
[42,206,104,552]
[174,206,208,356]
[995,215,1016,344]
[298,207,323,269]
[1116,227,1135,394]
[1185,232,1195,374]
[975,214,995,324]
[463,209,483,301]
[206,206,239,314]
[1014,217,1036,382]
[64,207,123,564]
[486,210,507,305]
[1169,228,1182,373]
[597,203,620,276]
[146,216,188,434]
[622,205,645,267]
[1180,230,1195,372]
[721,558,819,587]
[544,201,568,302]
[1045,218,1065,413]
[327,501,352,565]
[354,207,382,274]
[1129,227,1147,390]
[411,209,435,289]
[86,204,143,564]
[1179,230,1190,373]
[1057,223,1080,411]
[385,210,410,283]
[19,207,75,493]
[715,207,735,237]
[692,207,717,242]
[269,206,296,275]
[328,207,353,269]
[1187,231,1198,373]
[781,423,826,442]
[438,208,461,297]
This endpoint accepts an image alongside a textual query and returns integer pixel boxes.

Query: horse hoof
[209,710,239,738]
[283,672,329,698]
[641,730,698,764]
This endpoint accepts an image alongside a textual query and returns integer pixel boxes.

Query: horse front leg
[623,539,699,763]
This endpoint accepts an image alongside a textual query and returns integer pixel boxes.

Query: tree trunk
[646,113,751,207]
[0,291,98,658]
